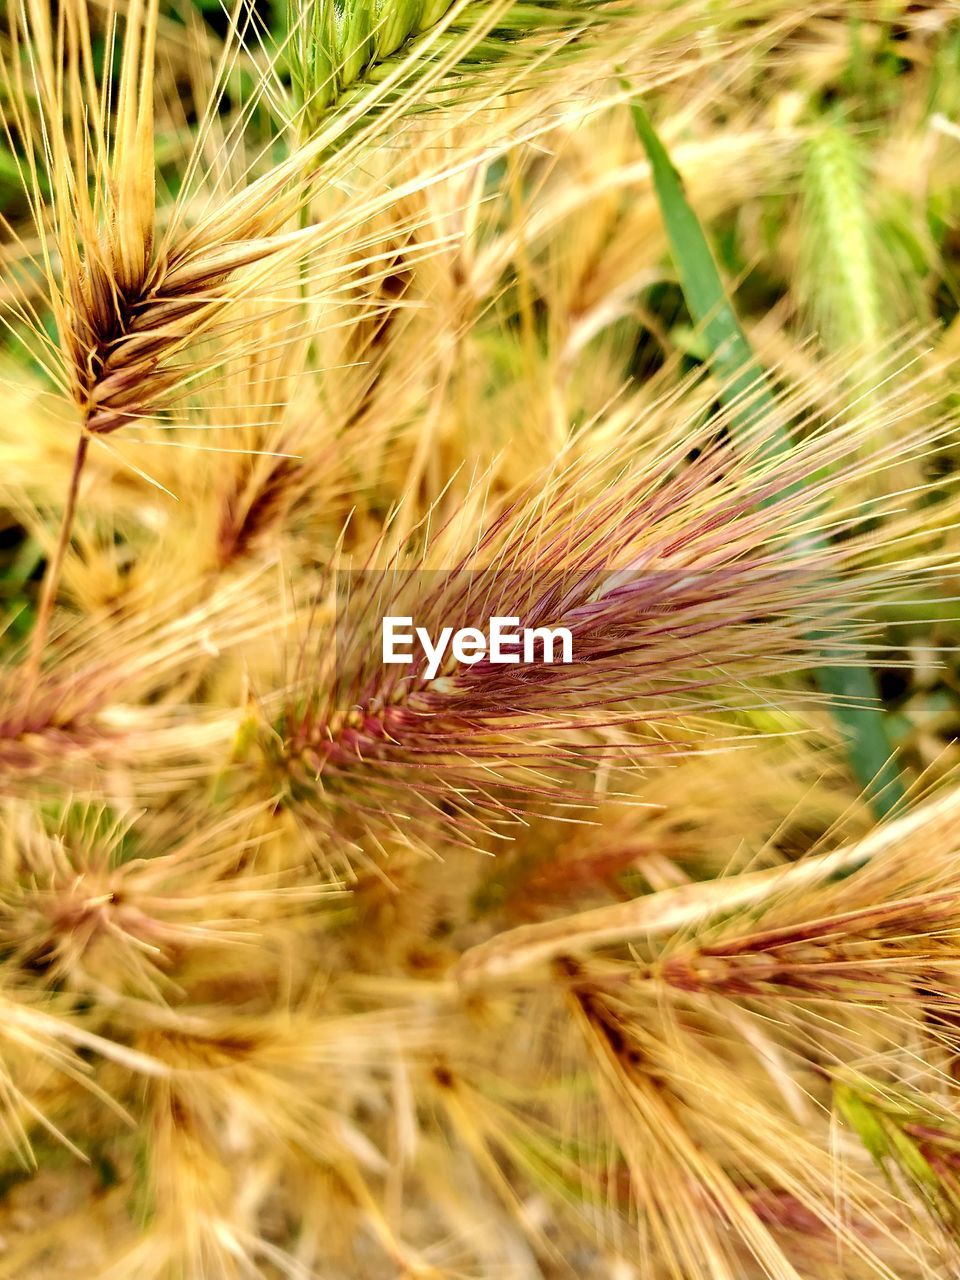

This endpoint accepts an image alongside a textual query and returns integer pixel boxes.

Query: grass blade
[629,98,905,818]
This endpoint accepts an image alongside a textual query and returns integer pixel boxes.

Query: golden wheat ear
[4,0,619,677]
[3,0,157,672]
[3,0,301,671]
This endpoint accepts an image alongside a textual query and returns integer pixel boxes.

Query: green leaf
[630,99,787,458]
[629,97,906,818]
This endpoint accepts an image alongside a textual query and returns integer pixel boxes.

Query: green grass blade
[629,100,787,457]
[629,98,905,818]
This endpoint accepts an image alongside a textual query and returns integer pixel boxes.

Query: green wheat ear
[797,124,885,357]
[288,0,613,138]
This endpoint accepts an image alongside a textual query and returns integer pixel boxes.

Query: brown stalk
[456,785,960,985]
[24,433,89,683]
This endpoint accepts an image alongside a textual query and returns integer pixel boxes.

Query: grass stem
[25,432,90,686]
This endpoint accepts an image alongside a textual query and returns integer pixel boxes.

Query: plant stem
[455,785,960,986]
[25,432,89,684]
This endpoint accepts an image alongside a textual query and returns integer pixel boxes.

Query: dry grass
[0,2,959,1277]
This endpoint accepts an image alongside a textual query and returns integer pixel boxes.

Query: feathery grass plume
[554,958,924,1279]
[3,0,162,670]
[0,0,684,674]
[638,783,960,1081]
[2,0,305,668]
[417,952,925,1280]
[263,369,954,868]
[792,39,945,370]
[0,922,170,1176]
[0,0,410,653]
[3,0,307,437]
[436,788,960,1274]
[93,997,451,1279]
[650,773,960,993]
[307,163,496,523]
[23,216,454,616]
